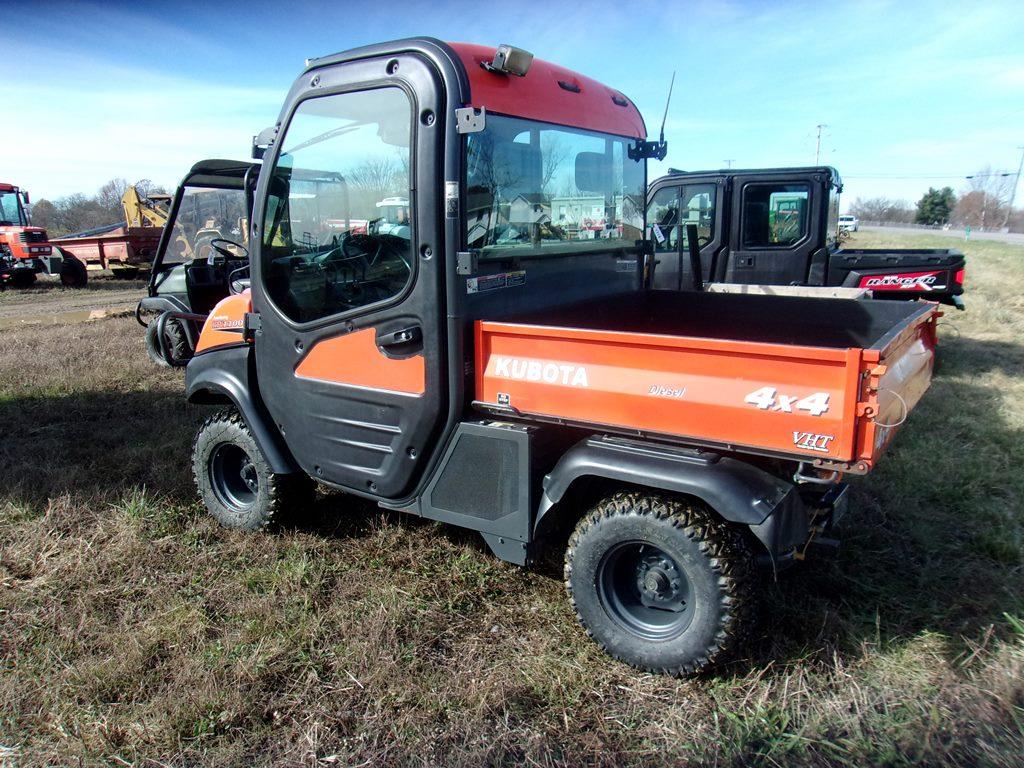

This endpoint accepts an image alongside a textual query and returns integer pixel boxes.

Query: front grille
[18,231,47,244]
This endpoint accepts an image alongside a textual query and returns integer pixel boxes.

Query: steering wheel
[341,232,383,267]
[208,237,249,265]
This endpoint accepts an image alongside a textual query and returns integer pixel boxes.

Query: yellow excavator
[121,186,245,261]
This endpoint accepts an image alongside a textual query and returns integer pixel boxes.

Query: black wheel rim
[597,541,693,640]
[209,443,258,511]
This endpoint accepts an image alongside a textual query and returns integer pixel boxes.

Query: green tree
[915,186,956,225]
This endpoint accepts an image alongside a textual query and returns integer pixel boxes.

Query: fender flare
[536,436,805,558]
[185,345,299,475]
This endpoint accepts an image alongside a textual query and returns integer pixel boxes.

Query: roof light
[486,44,533,77]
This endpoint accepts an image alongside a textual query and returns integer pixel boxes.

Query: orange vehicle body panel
[294,328,425,396]
[475,309,938,471]
[195,292,251,354]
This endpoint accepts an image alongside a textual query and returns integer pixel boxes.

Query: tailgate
[854,304,939,468]
[830,249,965,304]
[475,322,868,465]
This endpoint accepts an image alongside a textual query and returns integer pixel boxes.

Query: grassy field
[1,230,1022,766]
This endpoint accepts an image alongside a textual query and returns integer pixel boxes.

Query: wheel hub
[597,542,694,640]
[240,460,258,492]
[636,553,685,610]
[209,443,259,511]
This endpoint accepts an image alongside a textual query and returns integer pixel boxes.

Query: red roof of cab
[0,183,16,192]
[447,43,646,139]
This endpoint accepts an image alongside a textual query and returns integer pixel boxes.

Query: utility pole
[1002,145,1024,230]
[723,159,735,169]
[815,124,828,165]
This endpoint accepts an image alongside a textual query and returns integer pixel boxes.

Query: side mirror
[252,125,279,160]
[575,152,610,194]
[21,191,30,206]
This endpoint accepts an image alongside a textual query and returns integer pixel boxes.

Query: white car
[838,214,859,232]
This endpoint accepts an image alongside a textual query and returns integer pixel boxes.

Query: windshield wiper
[284,124,362,154]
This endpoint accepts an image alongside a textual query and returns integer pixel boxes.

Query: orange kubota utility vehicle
[182,39,939,676]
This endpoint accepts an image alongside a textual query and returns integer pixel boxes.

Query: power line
[844,171,1014,179]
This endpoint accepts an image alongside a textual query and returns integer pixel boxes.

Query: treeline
[848,164,1022,231]
[29,178,167,238]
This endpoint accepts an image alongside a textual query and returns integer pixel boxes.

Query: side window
[646,187,679,252]
[679,184,716,249]
[261,87,413,324]
[741,183,809,248]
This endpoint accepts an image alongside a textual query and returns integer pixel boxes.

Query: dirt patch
[0,275,146,328]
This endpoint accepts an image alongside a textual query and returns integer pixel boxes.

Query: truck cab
[647,167,965,307]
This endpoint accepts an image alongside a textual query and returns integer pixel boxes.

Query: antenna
[659,71,676,147]
[627,72,675,161]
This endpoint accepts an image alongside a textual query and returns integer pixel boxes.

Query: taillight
[954,268,965,285]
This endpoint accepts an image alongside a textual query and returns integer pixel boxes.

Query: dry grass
[1,230,1022,766]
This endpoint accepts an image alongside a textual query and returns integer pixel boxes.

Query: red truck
[0,182,86,287]
[180,39,938,675]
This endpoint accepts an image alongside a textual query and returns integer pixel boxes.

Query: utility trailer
[181,38,939,676]
[50,222,162,275]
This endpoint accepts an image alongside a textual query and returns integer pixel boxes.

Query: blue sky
[3,0,1023,209]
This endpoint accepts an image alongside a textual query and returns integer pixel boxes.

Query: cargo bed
[475,291,938,473]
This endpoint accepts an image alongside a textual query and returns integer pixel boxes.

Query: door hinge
[456,250,480,276]
[455,106,486,134]
[243,312,262,341]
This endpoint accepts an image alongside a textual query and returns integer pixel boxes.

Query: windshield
[465,116,645,258]
[0,191,26,226]
[165,186,249,263]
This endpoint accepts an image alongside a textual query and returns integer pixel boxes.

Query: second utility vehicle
[647,167,965,308]
[183,39,938,676]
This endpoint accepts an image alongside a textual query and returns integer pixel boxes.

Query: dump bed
[475,292,938,473]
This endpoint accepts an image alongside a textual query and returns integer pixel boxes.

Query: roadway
[861,224,1024,245]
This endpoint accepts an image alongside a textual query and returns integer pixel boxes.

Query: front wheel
[145,315,192,367]
[192,410,313,530]
[8,269,36,288]
[564,491,755,676]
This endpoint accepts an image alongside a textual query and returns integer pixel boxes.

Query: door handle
[378,326,422,347]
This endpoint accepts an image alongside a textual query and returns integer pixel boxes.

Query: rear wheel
[59,255,88,287]
[192,410,313,530]
[564,491,755,676]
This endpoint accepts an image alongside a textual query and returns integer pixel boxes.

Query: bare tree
[96,178,131,221]
[348,157,404,210]
[952,166,1015,229]
[849,197,914,224]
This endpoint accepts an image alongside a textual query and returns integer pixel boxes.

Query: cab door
[646,179,723,290]
[249,53,447,499]
[721,172,820,285]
